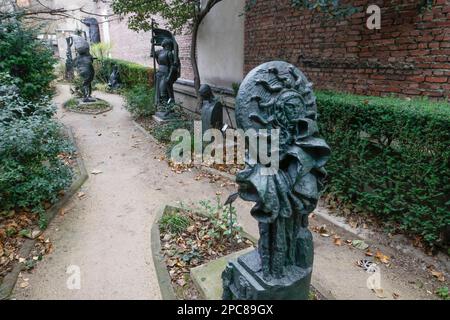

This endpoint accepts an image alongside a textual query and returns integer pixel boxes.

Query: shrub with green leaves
[0,74,73,227]
[0,19,56,100]
[124,85,156,118]
[316,91,450,247]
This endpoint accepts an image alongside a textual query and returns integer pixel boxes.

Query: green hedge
[124,84,156,118]
[95,58,154,89]
[316,91,450,247]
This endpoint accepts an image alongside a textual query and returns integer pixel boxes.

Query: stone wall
[103,1,244,89]
[245,0,450,98]
[103,16,194,80]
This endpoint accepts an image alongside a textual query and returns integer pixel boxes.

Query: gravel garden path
[11,84,253,299]
[11,84,446,300]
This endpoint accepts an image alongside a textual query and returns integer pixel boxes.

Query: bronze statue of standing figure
[151,26,180,118]
[74,42,95,103]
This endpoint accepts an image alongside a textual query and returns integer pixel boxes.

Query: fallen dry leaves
[1,208,57,283]
[373,288,386,299]
[160,210,252,299]
[429,267,446,282]
[312,224,331,237]
[333,235,342,246]
[375,250,390,264]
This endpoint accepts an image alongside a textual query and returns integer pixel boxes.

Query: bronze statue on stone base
[151,25,180,119]
[74,41,95,103]
[222,61,331,300]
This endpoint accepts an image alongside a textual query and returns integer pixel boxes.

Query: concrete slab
[191,247,254,300]
[152,114,167,124]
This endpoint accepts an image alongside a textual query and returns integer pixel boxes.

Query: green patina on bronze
[222,61,331,300]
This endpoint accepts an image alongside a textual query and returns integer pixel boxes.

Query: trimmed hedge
[316,91,450,247]
[95,58,154,89]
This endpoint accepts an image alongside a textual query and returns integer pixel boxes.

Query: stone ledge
[191,247,254,300]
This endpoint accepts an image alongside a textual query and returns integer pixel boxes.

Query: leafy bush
[124,85,155,118]
[150,107,194,144]
[316,91,450,247]
[198,197,243,242]
[0,74,73,227]
[94,58,154,90]
[436,286,449,300]
[90,42,112,60]
[0,19,56,100]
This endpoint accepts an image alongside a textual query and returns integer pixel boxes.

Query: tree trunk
[190,20,201,103]
[190,0,223,104]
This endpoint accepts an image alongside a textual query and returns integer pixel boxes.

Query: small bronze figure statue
[108,65,121,90]
[74,43,95,103]
[199,84,224,134]
[222,61,331,300]
[65,37,74,81]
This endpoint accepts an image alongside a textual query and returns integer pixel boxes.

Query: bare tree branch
[1,0,116,24]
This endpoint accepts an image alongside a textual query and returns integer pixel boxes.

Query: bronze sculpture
[222,61,331,300]
[108,65,121,90]
[74,42,95,103]
[151,27,180,118]
[65,37,74,81]
[200,84,224,133]
[82,17,101,44]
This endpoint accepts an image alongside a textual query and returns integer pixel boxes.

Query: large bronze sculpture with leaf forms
[222,61,331,300]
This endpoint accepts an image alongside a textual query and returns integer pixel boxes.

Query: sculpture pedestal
[78,97,97,105]
[154,111,177,122]
[222,250,312,300]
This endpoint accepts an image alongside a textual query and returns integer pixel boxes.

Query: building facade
[22,0,450,101]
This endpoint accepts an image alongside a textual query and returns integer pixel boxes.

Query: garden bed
[63,98,112,115]
[0,128,88,299]
[154,205,254,300]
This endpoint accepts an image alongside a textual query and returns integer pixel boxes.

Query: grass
[64,98,111,114]
[159,211,192,235]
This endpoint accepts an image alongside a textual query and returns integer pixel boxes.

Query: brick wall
[106,17,153,67]
[245,0,450,98]
[176,33,195,81]
[105,15,194,80]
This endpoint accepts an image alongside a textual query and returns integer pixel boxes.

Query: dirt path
[12,85,445,300]
[12,85,254,300]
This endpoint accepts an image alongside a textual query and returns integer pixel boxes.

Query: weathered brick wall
[107,18,153,66]
[245,0,450,98]
[106,16,194,80]
[176,33,195,81]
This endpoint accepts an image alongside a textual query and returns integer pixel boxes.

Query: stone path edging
[150,206,179,300]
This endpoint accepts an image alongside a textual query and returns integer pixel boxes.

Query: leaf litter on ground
[159,210,252,300]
